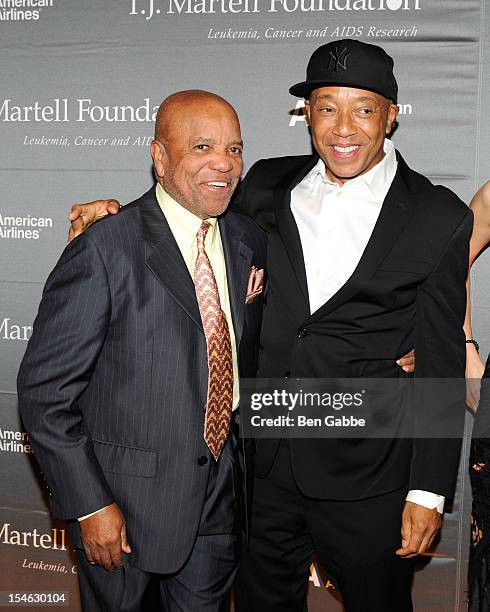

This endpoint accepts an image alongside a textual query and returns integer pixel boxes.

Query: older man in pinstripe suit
[17,90,266,612]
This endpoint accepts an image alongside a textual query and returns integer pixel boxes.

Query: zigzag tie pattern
[194,221,233,461]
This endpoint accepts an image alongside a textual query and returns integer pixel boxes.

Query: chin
[206,200,231,217]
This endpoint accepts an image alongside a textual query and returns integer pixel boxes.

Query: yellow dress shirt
[155,183,240,412]
[78,184,241,523]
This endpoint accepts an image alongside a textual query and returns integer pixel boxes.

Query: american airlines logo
[0,0,54,22]
[0,428,33,454]
[0,212,53,240]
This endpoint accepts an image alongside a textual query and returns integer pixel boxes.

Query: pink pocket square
[246,266,264,304]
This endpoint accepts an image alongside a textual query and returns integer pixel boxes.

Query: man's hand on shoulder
[396,501,441,558]
[396,348,415,374]
[79,502,131,571]
[68,199,121,243]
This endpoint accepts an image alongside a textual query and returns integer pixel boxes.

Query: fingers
[396,502,441,558]
[106,199,121,214]
[396,348,415,373]
[98,548,115,571]
[69,204,85,222]
[396,509,413,557]
[83,539,124,571]
[67,206,88,243]
[67,199,120,244]
[397,534,424,558]
[67,217,86,243]
[79,503,128,571]
[107,538,125,570]
[83,545,95,565]
[120,523,132,554]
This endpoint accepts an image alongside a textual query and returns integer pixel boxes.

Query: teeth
[207,182,227,187]
[333,145,359,153]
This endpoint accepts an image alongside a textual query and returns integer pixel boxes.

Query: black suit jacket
[233,151,472,501]
[17,186,266,573]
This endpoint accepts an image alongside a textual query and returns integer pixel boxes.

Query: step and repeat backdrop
[1,1,489,610]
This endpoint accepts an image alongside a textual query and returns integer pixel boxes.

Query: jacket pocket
[92,439,157,478]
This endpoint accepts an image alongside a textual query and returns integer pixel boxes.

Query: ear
[304,99,311,127]
[150,139,166,180]
[385,103,399,135]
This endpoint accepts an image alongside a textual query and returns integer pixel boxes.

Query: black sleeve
[409,208,473,498]
[230,160,277,232]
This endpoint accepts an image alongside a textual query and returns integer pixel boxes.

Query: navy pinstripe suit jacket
[17,185,267,573]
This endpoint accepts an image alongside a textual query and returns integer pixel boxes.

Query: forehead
[169,102,241,143]
[310,86,383,104]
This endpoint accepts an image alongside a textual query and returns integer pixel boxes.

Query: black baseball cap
[289,39,398,103]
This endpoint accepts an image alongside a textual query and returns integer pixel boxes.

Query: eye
[318,106,334,114]
[357,107,374,115]
[229,146,243,154]
[194,144,209,151]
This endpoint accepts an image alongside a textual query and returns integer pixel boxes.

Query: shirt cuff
[78,505,109,522]
[405,490,445,514]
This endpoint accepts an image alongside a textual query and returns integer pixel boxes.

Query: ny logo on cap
[327,47,350,72]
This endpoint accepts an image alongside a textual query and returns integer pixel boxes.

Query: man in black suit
[17,90,266,612]
[67,41,470,611]
[231,40,471,611]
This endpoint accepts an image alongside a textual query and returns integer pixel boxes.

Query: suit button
[284,371,291,378]
[297,328,307,338]
[198,456,208,466]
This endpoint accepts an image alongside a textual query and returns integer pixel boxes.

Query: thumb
[68,204,83,222]
[400,512,412,549]
[120,523,131,554]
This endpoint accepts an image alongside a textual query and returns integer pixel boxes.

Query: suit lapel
[306,153,417,324]
[141,187,203,331]
[274,156,319,313]
[219,214,252,349]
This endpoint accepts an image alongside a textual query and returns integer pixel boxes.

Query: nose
[332,109,357,138]
[210,150,234,173]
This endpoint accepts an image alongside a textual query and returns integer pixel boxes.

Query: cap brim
[289,77,396,102]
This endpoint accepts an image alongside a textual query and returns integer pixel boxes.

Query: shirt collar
[308,139,397,201]
[155,182,218,248]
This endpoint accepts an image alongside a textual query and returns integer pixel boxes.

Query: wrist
[466,339,480,354]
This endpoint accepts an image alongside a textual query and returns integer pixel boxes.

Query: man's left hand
[396,501,441,558]
[397,349,415,374]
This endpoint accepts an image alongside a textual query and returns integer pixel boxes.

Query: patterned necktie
[194,221,233,461]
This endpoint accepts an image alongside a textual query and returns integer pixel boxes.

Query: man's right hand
[68,199,120,242]
[79,502,131,571]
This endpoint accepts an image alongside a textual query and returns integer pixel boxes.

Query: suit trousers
[234,440,414,612]
[76,433,240,612]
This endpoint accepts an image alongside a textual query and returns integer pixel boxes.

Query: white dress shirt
[290,139,444,514]
[291,139,396,315]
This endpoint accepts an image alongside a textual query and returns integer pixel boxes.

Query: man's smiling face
[305,86,399,185]
[151,92,243,219]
